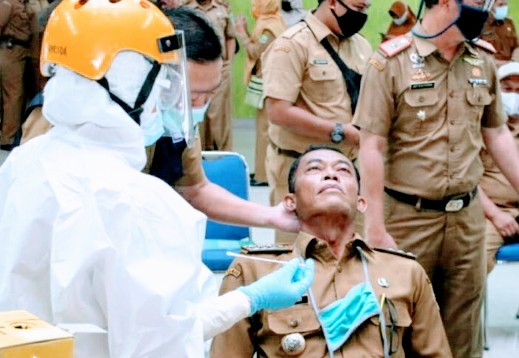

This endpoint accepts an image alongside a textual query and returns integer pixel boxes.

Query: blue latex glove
[239,258,315,314]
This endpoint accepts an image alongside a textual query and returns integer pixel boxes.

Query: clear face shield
[154,30,195,147]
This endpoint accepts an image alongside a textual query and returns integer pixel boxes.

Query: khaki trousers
[200,61,232,151]
[385,194,486,358]
[0,46,26,146]
[253,106,268,182]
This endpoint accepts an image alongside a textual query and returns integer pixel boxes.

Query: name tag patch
[411,82,435,90]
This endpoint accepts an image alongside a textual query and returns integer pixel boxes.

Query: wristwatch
[330,123,345,144]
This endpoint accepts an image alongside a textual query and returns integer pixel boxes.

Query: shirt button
[449,91,455,97]
[337,265,342,273]
[450,120,455,125]
[322,71,326,75]
[288,319,299,328]
[418,96,425,103]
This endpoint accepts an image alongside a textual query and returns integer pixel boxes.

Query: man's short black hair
[287,145,360,193]
[165,7,222,63]
[423,0,439,9]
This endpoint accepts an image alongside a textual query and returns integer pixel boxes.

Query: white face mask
[501,91,519,116]
[192,101,210,128]
[493,5,508,21]
[392,7,409,26]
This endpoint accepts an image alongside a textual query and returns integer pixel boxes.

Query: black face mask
[281,0,292,12]
[330,0,368,38]
[412,0,489,41]
[455,2,489,41]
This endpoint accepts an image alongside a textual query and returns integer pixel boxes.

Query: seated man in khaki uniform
[18,7,300,234]
[211,146,452,357]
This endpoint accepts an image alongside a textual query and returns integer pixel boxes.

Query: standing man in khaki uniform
[354,0,519,356]
[481,0,518,66]
[211,146,452,357]
[0,0,38,151]
[479,61,519,273]
[234,0,286,186]
[262,0,372,243]
[184,0,236,151]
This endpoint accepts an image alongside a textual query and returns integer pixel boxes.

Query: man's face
[500,74,519,119]
[501,75,519,94]
[187,58,222,108]
[291,149,360,220]
[494,0,507,8]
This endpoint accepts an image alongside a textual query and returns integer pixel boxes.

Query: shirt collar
[304,11,338,43]
[294,231,373,263]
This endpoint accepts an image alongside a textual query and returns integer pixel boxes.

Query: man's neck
[301,214,356,258]
[313,4,336,34]
[421,16,463,62]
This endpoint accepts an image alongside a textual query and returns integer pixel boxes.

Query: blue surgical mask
[312,246,389,357]
[192,101,210,129]
[493,5,508,21]
[160,108,183,139]
[140,111,165,147]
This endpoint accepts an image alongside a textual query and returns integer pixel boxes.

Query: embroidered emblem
[472,67,482,77]
[463,57,484,66]
[411,68,431,81]
[409,53,425,68]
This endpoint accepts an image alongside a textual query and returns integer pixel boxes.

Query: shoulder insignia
[374,247,416,260]
[282,21,307,39]
[472,39,496,54]
[369,58,385,72]
[273,45,290,53]
[224,267,242,278]
[241,243,293,255]
[378,35,412,58]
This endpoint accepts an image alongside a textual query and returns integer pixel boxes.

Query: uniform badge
[259,34,269,44]
[281,333,306,355]
[411,68,431,81]
[369,58,384,72]
[274,45,290,53]
[463,56,484,66]
[224,267,241,278]
[417,110,426,121]
[377,278,390,288]
[472,67,482,77]
[468,78,488,86]
[409,53,424,68]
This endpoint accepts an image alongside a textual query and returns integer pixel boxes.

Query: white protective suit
[0,54,250,357]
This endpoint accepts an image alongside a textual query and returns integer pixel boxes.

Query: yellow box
[0,310,73,358]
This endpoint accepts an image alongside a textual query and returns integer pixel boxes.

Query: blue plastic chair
[483,242,519,350]
[201,151,254,271]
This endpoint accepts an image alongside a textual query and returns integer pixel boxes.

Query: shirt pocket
[267,305,321,336]
[401,89,440,134]
[305,64,341,103]
[364,300,412,357]
[465,87,493,131]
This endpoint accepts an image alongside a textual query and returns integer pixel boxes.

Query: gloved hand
[239,258,315,314]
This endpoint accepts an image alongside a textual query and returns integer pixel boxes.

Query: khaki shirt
[480,116,519,208]
[0,0,35,42]
[184,0,235,60]
[211,233,451,357]
[243,14,286,84]
[481,16,518,62]
[353,33,506,199]
[262,12,372,157]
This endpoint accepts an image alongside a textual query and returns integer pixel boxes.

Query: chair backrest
[201,151,251,270]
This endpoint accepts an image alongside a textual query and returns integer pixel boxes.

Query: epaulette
[281,21,307,39]
[241,243,293,255]
[472,39,496,54]
[374,247,416,260]
[378,35,412,58]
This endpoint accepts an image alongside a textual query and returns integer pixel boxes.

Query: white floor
[1,118,518,357]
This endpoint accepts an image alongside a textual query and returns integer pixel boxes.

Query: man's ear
[283,193,297,213]
[356,196,367,213]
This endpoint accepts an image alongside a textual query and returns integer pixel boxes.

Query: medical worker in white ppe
[0,0,315,357]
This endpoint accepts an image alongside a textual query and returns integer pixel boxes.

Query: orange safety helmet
[41,0,180,80]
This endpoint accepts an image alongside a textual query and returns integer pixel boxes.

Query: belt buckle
[445,198,464,212]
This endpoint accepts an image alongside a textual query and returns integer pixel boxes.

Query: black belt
[0,37,30,49]
[271,144,301,159]
[384,187,478,212]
